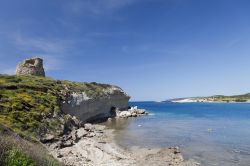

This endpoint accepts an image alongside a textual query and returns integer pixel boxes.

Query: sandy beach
[46,122,199,166]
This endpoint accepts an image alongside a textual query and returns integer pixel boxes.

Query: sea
[106,102,250,166]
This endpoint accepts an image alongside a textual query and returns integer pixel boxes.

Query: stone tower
[16,57,45,77]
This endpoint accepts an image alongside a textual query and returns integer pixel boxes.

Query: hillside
[0,74,117,138]
[204,93,250,102]
[0,74,129,166]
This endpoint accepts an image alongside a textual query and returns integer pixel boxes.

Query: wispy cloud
[226,39,241,48]
[35,54,63,71]
[11,33,74,71]
[64,0,137,15]
[86,31,129,38]
[14,34,71,54]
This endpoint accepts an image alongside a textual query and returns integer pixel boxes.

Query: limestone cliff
[1,57,130,139]
[61,85,130,122]
[0,74,130,139]
[0,72,131,166]
[0,58,131,166]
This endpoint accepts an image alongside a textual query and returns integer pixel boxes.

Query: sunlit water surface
[105,102,250,166]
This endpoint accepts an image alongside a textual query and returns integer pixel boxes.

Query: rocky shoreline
[1,59,199,166]
[45,111,200,166]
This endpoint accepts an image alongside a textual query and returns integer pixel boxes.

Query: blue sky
[1,0,250,101]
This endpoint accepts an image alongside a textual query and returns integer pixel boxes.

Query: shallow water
[105,102,250,166]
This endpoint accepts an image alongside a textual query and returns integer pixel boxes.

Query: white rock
[40,134,54,143]
[119,111,132,117]
[131,113,137,117]
[84,123,95,131]
[76,128,88,139]
[136,109,146,114]
[71,92,91,105]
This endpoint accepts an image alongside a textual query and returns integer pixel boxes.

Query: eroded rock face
[61,86,130,122]
[16,57,45,77]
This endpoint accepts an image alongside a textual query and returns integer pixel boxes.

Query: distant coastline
[166,93,250,103]
[169,98,250,103]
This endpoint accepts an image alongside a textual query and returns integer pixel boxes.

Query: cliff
[0,74,129,140]
[0,57,132,165]
[0,74,131,165]
[61,86,129,122]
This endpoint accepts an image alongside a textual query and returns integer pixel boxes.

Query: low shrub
[0,126,62,166]
[5,148,35,166]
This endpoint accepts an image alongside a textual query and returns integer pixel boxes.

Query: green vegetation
[193,93,250,103]
[0,74,116,166]
[0,74,113,138]
[211,93,250,102]
[5,148,35,166]
[0,125,61,166]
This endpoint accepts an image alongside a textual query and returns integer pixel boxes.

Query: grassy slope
[0,124,61,166]
[0,74,112,138]
[0,74,115,166]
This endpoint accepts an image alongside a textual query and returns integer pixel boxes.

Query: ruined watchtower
[16,57,45,77]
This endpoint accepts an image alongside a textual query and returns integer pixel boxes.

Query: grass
[0,74,114,139]
[0,74,121,166]
[5,148,35,166]
[0,125,62,166]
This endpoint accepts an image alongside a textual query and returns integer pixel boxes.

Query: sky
[1,0,250,101]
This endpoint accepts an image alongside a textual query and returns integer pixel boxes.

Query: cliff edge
[0,58,131,165]
[0,74,129,140]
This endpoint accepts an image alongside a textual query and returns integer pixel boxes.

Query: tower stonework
[16,57,45,77]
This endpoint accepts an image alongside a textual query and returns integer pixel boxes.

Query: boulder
[86,132,96,138]
[40,134,55,143]
[60,140,74,148]
[84,123,95,131]
[16,57,45,77]
[118,111,131,117]
[136,109,146,114]
[71,116,81,127]
[116,107,147,118]
[131,113,137,117]
[76,128,88,139]
[128,107,146,114]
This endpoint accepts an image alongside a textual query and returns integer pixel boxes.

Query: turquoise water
[108,102,250,166]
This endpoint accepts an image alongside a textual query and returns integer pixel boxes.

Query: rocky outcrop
[61,86,130,122]
[16,57,45,77]
[116,106,147,118]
